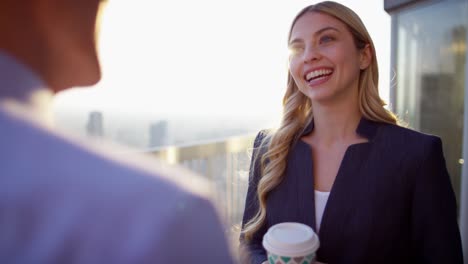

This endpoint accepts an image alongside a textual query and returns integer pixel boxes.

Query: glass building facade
[385,0,468,258]
[389,0,467,202]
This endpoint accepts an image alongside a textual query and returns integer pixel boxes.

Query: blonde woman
[239,1,463,264]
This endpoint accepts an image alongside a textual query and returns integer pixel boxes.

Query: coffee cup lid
[262,222,319,257]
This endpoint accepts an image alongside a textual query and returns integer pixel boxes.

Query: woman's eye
[320,35,334,44]
[289,46,304,55]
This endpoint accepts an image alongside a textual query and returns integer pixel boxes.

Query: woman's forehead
[291,12,346,35]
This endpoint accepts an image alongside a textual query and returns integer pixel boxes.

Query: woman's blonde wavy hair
[242,1,398,241]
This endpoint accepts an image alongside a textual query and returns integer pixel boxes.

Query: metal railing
[148,134,256,241]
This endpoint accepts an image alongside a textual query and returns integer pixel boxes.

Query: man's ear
[359,44,372,70]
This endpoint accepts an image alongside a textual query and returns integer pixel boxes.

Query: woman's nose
[303,46,321,63]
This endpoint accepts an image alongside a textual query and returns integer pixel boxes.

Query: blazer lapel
[317,143,373,260]
[291,141,317,230]
[316,118,380,261]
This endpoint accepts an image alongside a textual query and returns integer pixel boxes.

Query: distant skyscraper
[149,120,169,148]
[86,111,104,138]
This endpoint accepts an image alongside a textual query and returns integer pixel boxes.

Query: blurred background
[53,0,391,148]
[52,0,467,249]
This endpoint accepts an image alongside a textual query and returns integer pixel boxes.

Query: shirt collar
[0,50,53,123]
[0,51,50,101]
[301,116,380,141]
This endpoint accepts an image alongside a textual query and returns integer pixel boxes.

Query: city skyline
[55,109,272,149]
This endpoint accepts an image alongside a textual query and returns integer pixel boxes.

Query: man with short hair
[0,1,235,263]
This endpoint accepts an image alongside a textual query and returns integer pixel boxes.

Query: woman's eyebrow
[289,26,340,46]
[314,26,340,36]
[288,38,303,46]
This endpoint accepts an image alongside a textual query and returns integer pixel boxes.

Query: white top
[314,190,331,233]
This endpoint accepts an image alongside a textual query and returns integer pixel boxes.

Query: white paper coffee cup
[262,222,319,264]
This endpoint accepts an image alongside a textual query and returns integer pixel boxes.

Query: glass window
[395,0,468,204]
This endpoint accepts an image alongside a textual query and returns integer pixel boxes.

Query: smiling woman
[239,1,462,264]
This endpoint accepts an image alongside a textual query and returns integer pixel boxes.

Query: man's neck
[0,51,54,124]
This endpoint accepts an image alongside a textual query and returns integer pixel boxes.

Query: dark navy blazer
[240,118,463,264]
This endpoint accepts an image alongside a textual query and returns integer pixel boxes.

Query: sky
[52,0,391,120]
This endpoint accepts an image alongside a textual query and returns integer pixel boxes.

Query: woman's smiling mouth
[304,68,334,86]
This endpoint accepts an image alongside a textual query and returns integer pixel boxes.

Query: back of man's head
[0,0,104,93]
